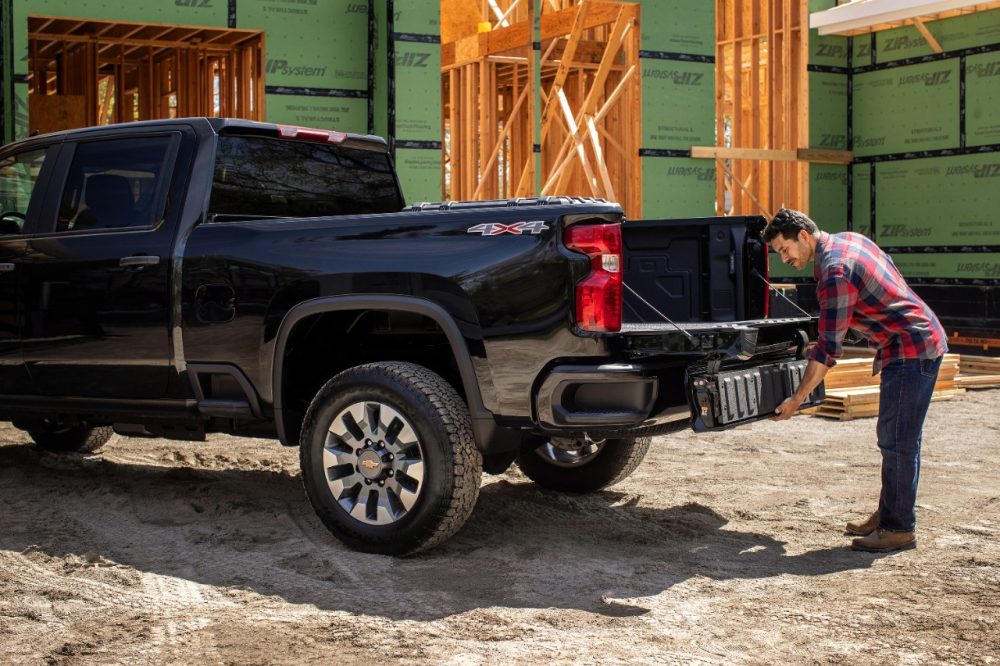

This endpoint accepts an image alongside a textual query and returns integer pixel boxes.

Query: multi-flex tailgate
[618,317,817,358]
[688,359,825,431]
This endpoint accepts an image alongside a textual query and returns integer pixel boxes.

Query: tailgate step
[689,359,824,431]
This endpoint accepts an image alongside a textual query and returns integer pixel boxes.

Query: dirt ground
[1,390,997,665]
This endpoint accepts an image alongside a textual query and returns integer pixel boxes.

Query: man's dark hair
[762,208,819,243]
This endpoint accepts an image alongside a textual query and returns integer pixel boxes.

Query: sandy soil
[1,390,997,665]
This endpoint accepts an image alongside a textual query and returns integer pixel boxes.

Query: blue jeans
[876,355,942,532]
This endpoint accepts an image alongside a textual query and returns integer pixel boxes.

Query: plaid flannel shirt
[811,231,948,374]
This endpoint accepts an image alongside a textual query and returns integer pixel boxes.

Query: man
[764,209,948,553]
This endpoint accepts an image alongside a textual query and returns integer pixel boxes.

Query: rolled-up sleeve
[810,266,857,368]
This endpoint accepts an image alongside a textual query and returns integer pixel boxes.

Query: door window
[56,136,174,232]
[0,149,48,235]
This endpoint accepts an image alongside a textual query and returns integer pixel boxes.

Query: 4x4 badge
[467,221,549,236]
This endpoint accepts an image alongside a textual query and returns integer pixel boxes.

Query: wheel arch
[270,295,495,448]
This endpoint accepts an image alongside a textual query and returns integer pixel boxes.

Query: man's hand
[773,396,802,421]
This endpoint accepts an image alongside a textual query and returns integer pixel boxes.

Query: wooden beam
[690,147,853,164]
[693,146,796,161]
[473,81,532,199]
[912,18,943,53]
[540,1,630,40]
[552,7,631,193]
[540,3,587,145]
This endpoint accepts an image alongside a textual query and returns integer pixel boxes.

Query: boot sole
[850,538,917,553]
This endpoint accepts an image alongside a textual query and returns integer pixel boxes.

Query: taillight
[277,125,347,144]
[564,223,622,332]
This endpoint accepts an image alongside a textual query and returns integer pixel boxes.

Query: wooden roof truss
[441,0,642,217]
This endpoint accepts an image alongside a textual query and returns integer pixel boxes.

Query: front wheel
[299,362,483,556]
[517,436,651,493]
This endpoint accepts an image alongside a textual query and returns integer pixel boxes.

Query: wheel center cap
[358,450,383,479]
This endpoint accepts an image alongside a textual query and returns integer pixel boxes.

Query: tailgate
[615,316,817,359]
[687,358,825,432]
[610,317,823,432]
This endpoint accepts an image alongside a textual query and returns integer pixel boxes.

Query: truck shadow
[0,441,890,621]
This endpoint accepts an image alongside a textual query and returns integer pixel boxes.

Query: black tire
[299,361,483,556]
[27,424,114,453]
[517,436,651,493]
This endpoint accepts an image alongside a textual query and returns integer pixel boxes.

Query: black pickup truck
[0,118,820,554]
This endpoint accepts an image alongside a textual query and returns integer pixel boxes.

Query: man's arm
[773,266,856,421]
[773,359,829,420]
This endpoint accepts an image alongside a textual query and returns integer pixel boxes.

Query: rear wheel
[24,421,114,453]
[517,436,651,493]
[299,361,482,555]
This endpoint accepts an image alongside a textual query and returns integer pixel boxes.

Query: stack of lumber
[955,355,1000,389]
[810,354,963,421]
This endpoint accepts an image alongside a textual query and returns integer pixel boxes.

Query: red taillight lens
[564,223,622,332]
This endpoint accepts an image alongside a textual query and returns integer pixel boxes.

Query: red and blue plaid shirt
[811,231,948,374]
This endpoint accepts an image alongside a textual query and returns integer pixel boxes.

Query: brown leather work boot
[845,511,880,536]
[850,528,916,553]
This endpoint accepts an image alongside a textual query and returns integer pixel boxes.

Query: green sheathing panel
[852,164,872,238]
[809,72,847,150]
[853,61,959,156]
[641,60,714,150]
[967,52,1000,147]
[874,8,1000,63]
[13,83,28,141]
[394,0,438,34]
[768,165,848,280]
[238,0,368,91]
[805,0,848,248]
[853,34,873,68]
[265,95,367,133]
[394,41,440,143]
[395,147,441,204]
[809,0,848,68]
[876,154,1000,247]
[634,0,713,56]
[388,3,440,204]
[13,0,227,35]
[891,254,1000,282]
[372,0,388,138]
[809,165,848,234]
[641,157,715,218]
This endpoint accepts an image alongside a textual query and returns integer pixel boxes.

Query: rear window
[209,136,403,219]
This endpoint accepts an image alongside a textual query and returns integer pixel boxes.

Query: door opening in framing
[27,16,265,135]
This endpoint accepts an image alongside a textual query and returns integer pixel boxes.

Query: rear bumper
[534,363,682,432]
[534,354,824,435]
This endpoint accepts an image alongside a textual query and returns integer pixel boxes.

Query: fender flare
[269,294,493,446]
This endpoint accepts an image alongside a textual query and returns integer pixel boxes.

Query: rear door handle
[119,255,160,268]
[0,263,13,272]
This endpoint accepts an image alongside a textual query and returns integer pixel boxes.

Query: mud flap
[687,359,825,432]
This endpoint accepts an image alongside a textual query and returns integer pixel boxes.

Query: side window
[56,136,173,232]
[0,148,48,235]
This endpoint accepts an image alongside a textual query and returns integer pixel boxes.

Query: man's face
[769,230,811,270]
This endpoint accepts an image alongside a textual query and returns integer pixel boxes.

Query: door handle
[0,263,13,272]
[119,255,160,268]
